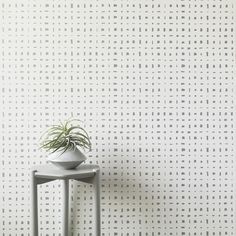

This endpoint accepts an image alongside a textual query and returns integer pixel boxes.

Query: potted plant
[40,118,91,170]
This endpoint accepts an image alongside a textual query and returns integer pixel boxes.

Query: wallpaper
[0,0,235,235]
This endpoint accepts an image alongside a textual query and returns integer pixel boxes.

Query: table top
[32,164,99,180]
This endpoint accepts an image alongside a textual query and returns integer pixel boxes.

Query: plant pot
[47,147,87,170]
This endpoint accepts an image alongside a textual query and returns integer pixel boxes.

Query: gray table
[31,164,101,236]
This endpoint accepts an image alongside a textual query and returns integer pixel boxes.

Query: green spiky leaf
[39,118,92,154]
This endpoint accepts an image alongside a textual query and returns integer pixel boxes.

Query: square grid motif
[0,0,235,235]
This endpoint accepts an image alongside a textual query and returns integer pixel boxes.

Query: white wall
[0,0,235,235]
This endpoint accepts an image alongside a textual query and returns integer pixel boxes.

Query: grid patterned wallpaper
[0,0,235,235]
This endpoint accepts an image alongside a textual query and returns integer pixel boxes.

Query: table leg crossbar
[31,170,101,236]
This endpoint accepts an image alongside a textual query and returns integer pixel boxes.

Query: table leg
[62,179,69,236]
[94,170,101,236]
[31,170,38,236]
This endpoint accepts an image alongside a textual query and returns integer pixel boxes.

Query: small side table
[31,164,101,236]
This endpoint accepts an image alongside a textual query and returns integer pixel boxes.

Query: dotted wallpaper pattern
[0,0,235,235]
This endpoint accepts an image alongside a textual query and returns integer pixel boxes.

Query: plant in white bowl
[40,119,91,170]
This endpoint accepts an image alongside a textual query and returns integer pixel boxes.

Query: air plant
[40,119,91,155]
